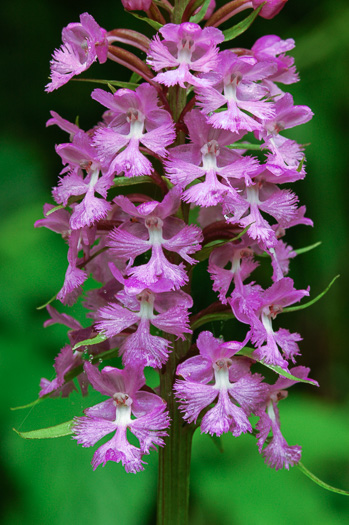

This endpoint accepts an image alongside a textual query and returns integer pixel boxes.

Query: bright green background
[1,1,349,523]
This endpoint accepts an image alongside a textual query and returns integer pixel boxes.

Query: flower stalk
[157,336,194,525]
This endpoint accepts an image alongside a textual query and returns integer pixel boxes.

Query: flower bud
[252,0,287,19]
[121,0,152,11]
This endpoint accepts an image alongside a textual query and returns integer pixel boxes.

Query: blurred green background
[1,0,349,523]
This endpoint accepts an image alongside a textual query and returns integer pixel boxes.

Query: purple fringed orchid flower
[95,264,193,368]
[251,35,298,93]
[174,331,267,437]
[92,84,176,178]
[256,93,313,176]
[196,51,277,133]
[39,344,84,398]
[107,188,202,289]
[46,13,109,92]
[165,110,260,207]
[53,130,113,230]
[256,366,318,469]
[208,240,259,303]
[73,363,170,472]
[229,277,309,370]
[222,178,300,250]
[40,306,126,398]
[147,23,224,88]
[56,228,89,305]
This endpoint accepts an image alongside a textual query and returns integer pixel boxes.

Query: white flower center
[245,185,261,206]
[126,108,145,139]
[201,140,220,170]
[261,310,274,334]
[145,216,164,246]
[266,399,276,422]
[88,168,100,188]
[177,38,195,63]
[223,73,242,101]
[114,401,133,426]
[213,358,233,390]
[137,290,155,320]
[230,252,242,274]
[261,303,283,334]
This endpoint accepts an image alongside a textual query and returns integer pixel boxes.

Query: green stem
[157,336,194,525]
[172,0,190,23]
[168,85,187,123]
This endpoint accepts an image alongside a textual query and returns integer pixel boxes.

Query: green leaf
[236,347,256,359]
[294,241,322,255]
[195,223,254,262]
[191,311,235,331]
[107,83,117,94]
[162,176,174,190]
[237,347,319,386]
[283,275,339,313]
[297,462,349,496]
[260,363,319,386]
[128,12,163,30]
[11,397,44,411]
[45,204,65,216]
[187,0,205,15]
[36,293,57,310]
[297,156,305,172]
[112,175,153,187]
[256,241,322,260]
[190,0,212,23]
[227,142,263,151]
[129,71,142,84]
[223,3,265,42]
[72,332,107,351]
[14,420,74,439]
[72,78,140,90]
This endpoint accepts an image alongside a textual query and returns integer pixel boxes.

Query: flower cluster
[36,3,318,473]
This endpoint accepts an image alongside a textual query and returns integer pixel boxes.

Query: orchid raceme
[18,3,346,524]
